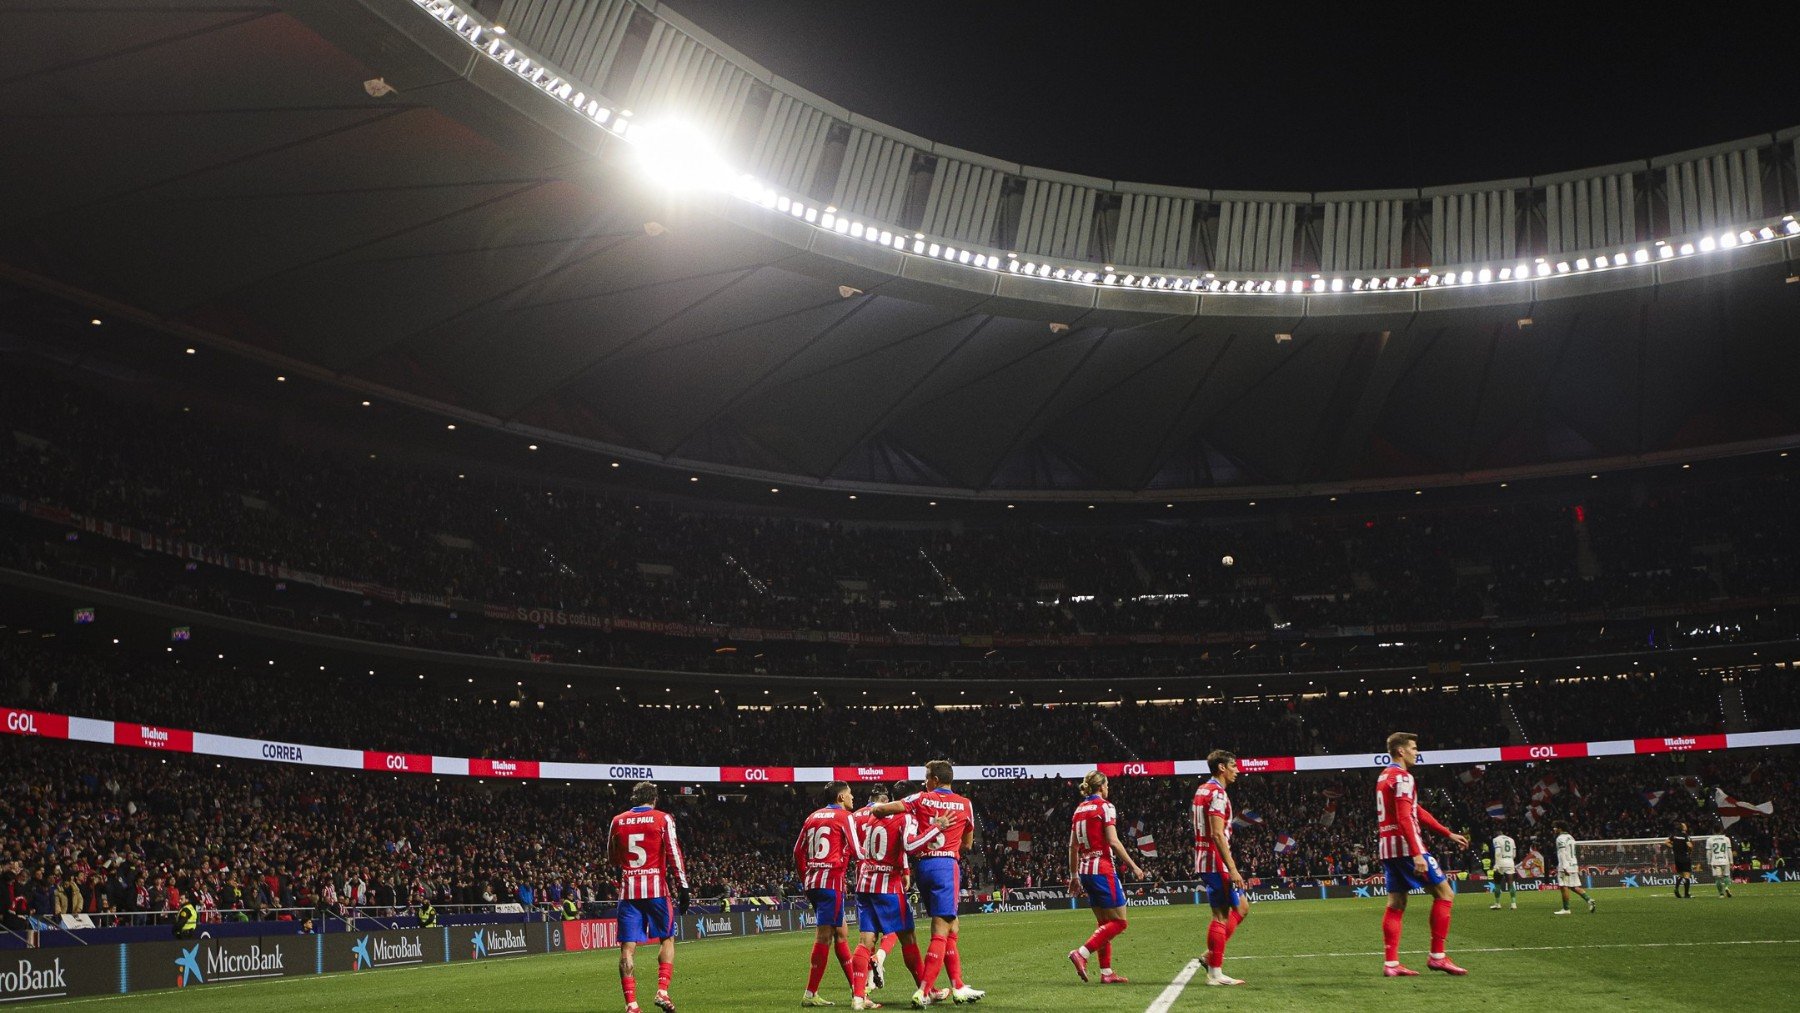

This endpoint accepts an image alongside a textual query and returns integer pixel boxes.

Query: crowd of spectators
[4,365,1799,656]
[0,736,801,938]
[4,731,1792,944]
[971,749,1797,889]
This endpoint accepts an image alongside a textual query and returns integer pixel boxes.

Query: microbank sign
[0,956,69,1003]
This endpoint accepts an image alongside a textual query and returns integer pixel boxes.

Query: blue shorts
[1198,872,1242,911]
[855,892,914,935]
[1383,852,1448,894]
[1080,873,1126,908]
[914,857,961,919]
[617,897,674,942]
[806,888,847,927]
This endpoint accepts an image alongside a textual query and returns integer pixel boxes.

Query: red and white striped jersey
[794,804,860,891]
[904,788,974,860]
[854,806,942,895]
[1376,763,1426,859]
[609,805,689,900]
[1191,778,1233,874]
[1070,795,1117,876]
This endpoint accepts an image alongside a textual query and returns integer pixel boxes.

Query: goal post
[1573,837,1670,875]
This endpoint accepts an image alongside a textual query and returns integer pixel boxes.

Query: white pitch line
[1144,957,1203,1013]
[1223,937,1800,961]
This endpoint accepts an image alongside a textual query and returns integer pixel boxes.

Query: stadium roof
[2,0,1798,501]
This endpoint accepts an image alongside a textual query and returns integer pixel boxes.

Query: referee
[1667,822,1693,899]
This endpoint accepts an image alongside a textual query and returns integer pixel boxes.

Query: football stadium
[3,1,1798,1010]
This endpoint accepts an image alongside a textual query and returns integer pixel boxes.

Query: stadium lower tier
[2,734,1790,938]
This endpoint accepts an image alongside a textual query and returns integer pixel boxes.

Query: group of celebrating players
[601,730,1702,1010]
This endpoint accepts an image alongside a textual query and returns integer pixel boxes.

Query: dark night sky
[663,1,1797,193]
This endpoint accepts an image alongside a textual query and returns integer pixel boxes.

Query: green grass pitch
[35,886,1799,1011]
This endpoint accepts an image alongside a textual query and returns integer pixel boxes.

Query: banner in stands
[0,948,120,1003]
[6,703,1799,783]
[16,495,1800,649]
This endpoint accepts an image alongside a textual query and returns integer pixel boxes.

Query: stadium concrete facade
[1,0,1796,501]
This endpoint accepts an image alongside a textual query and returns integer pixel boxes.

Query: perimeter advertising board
[449,923,542,962]
[0,948,120,1003]
[322,929,445,973]
[128,937,305,992]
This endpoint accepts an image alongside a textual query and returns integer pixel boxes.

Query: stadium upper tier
[3,1,1798,497]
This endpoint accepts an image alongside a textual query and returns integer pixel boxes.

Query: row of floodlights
[414,1,1800,296]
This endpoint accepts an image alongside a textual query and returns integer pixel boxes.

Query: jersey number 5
[621,832,649,868]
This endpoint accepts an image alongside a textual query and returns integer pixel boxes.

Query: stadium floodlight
[1719,231,1738,248]
[1477,268,1492,283]
[1680,242,1696,255]
[1634,249,1651,263]
[1575,257,1590,270]
[1698,236,1716,252]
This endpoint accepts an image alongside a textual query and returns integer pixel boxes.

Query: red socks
[919,935,948,992]
[879,934,897,956]
[1226,909,1244,938]
[622,974,637,1006]
[1083,918,1127,953]
[1206,919,1228,969]
[657,961,671,994]
[807,942,829,993]
[1382,907,1404,962]
[1098,941,1112,969]
[901,938,923,985]
[836,940,855,986]
[851,945,871,999]
[945,933,964,990]
[1429,899,1452,957]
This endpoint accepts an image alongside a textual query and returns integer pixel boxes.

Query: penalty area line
[1144,957,1204,1013]
[1225,938,1800,961]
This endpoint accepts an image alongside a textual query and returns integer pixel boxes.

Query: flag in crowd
[1458,765,1487,785]
[1485,801,1506,820]
[1320,796,1338,828]
[1232,810,1266,829]
[1136,834,1159,858]
[1004,829,1032,853]
[1713,788,1774,830]
[1273,833,1297,855]
[1641,789,1667,808]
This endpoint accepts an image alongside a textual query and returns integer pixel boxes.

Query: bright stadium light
[633,121,733,191]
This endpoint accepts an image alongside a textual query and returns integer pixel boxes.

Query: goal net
[1574,837,1669,875]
